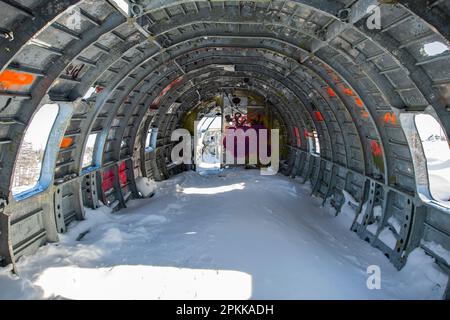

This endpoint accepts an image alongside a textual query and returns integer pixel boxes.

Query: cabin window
[145,128,158,152]
[308,130,320,155]
[82,133,98,168]
[415,114,450,203]
[12,104,59,196]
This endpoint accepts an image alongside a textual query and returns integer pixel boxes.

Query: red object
[151,76,184,108]
[327,87,336,97]
[344,88,353,96]
[384,112,397,125]
[391,113,397,125]
[118,162,127,187]
[102,163,127,193]
[304,129,312,138]
[0,70,34,90]
[314,111,324,122]
[355,97,363,108]
[60,137,73,148]
[102,169,115,192]
[371,140,382,157]
[294,127,301,147]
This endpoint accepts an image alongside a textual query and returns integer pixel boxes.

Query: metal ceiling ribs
[0,0,449,296]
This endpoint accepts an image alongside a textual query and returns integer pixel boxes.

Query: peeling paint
[151,76,184,108]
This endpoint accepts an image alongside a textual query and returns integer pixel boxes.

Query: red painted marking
[294,127,301,147]
[371,140,382,157]
[102,169,115,192]
[0,70,34,90]
[314,111,324,122]
[384,112,397,125]
[355,97,363,108]
[151,76,184,108]
[391,113,397,125]
[304,129,312,138]
[327,87,336,97]
[343,88,353,96]
[118,162,127,187]
[102,163,127,191]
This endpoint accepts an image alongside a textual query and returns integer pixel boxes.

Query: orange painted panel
[0,70,34,90]
[60,137,73,148]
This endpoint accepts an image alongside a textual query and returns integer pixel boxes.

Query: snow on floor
[0,168,447,299]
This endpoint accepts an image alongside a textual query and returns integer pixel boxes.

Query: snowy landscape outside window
[82,133,97,168]
[12,104,59,196]
[313,131,321,155]
[308,130,320,155]
[415,114,450,204]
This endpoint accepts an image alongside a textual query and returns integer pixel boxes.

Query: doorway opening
[195,112,223,174]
